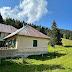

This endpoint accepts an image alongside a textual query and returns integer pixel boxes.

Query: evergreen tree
[15,20,23,29]
[41,26,47,35]
[4,18,23,29]
[36,25,41,32]
[55,28,62,45]
[0,13,4,23]
[69,32,72,40]
[59,29,72,39]
[49,21,62,47]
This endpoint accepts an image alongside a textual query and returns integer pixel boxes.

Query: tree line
[0,13,72,46]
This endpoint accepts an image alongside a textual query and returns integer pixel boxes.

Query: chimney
[23,23,27,27]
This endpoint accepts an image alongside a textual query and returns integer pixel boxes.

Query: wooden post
[56,56,57,58]
[22,55,24,63]
[66,49,68,54]
[8,41,9,48]
[50,46,51,49]
[42,54,43,57]
[0,58,1,65]
[54,50,55,53]
[57,49,58,53]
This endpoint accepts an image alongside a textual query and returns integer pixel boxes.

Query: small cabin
[3,25,50,57]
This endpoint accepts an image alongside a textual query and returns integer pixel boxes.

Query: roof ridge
[3,26,26,39]
[17,26,28,34]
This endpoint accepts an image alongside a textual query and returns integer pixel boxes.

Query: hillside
[0,39,72,72]
[62,38,72,46]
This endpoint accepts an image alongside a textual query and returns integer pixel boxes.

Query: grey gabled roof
[4,25,50,39]
[0,23,17,33]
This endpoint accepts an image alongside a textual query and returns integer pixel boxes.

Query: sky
[0,0,72,31]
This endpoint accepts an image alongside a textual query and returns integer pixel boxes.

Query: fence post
[56,56,57,58]
[0,58,1,65]
[54,50,55,53]
[22,55,24,63]
[50,46,51,49]
[66,49,68,54]
[42,54,43,57]
[57,49,58,53]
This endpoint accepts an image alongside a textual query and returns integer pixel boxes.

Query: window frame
[33,40,37,47]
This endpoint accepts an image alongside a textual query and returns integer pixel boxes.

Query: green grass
[0,38,72,72]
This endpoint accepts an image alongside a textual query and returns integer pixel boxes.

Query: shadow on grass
[28,53,66,61]
[0,60,65,72]
[64,45,72,48]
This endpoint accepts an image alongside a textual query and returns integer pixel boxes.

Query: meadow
[0,38,72,72]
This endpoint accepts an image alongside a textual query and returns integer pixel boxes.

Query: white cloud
[0,0,48,23]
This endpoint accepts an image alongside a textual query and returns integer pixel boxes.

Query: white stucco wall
[17,35,49,53]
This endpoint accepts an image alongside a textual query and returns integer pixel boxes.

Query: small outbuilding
[3,25,50,56]
[0,23,17,39]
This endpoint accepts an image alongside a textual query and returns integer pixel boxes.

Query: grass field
[0,38,72,72]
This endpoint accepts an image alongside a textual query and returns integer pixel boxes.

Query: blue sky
[36,0,72,30]
[0,0,72,31]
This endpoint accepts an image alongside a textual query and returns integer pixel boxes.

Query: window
[13,38,16,47]
[9,40,12,48]
[33,40,37,47]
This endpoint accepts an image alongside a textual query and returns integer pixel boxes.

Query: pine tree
[55,28,62,45]
[36,25,41,32]
[0,13,4,23]
[4,18,23,29]
[49,20,62,47]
